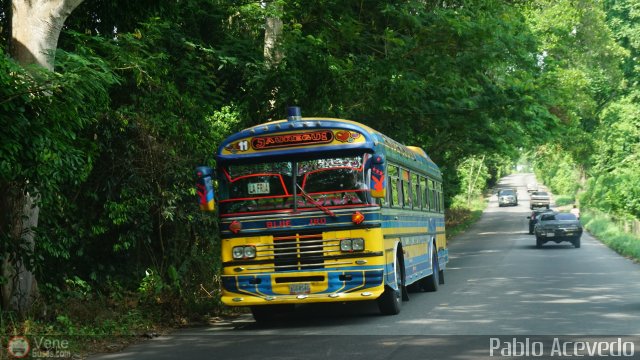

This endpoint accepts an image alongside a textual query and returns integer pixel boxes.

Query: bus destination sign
[251,130,334,150]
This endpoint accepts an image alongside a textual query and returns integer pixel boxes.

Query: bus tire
[377,256,403,315]
[421,247,440,292]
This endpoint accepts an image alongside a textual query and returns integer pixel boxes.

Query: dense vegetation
[1,0,638,333]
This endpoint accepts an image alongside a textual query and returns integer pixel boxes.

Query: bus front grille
[255,233,340,271]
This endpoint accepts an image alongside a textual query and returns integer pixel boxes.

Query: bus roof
[217,117,442,179]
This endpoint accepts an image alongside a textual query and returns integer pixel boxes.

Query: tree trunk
[1,0,84,315]
[263,5,283,67]
[468,155,485,206]
[263,2,283,114]
[11,0,84,71]
[1,184,39,313]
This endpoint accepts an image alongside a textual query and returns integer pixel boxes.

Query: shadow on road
[521,244,577,250]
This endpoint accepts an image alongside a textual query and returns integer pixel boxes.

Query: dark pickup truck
[530,191,550,209]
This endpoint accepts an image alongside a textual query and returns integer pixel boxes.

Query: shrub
[554,195,574,207]
[582,211,640,261]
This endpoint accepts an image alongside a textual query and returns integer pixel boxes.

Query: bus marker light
[296,295,308,300]
[265,296,276,301]
[232,297,244,302]
[352,211,365,224]
[229,220,242,234]
[329,293,340,298]
[355,260,368,265]
[361,292,373,297]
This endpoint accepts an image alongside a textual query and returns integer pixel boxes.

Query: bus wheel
[377,256,403,315]
[250,304,294,322]
[421,249,440,292]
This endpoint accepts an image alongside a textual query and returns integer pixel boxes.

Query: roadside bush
[554,195,574,207]
[582,211,640,261]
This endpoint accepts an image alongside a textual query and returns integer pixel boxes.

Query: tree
[2,0,84,314]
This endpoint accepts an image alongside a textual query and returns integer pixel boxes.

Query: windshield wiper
[296,184,337,218]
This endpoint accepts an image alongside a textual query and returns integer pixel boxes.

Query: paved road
[92,173,640,359]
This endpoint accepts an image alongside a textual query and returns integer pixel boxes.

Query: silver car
[498,188,518,207]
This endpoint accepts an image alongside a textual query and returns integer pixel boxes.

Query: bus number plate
[289,283,311,295]
[546,232,555,237]
[248,182,270,194]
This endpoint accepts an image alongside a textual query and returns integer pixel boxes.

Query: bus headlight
[244,246,256,258]
[340,238,365,252]
[352,238,365,251]
[232,246,256,259]
[340,240,352,251]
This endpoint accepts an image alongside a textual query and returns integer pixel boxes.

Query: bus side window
[412,173,420,210]
[402,169,410,209]
[434,182,441,213]
[429,179,436,212]
[375,168,388,207]
[420,176,427,211]
[424,178,430,211]
[389,165,400,208]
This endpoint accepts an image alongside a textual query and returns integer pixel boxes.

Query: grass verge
[446,197,487,239]
[582,210,640,262]
[553,195,575,207]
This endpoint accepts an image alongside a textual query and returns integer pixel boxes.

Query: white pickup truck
[530,191,550,209]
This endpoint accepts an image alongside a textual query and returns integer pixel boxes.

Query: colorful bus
[196,107,447,320]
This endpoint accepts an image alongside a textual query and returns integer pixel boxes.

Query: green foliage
[1,45,118,292]
[450,156,491,208]
[532,144,581,197]
[445,207,485,240]
[554,195,575,207]
[37,24,236,311]
[580,92,640,218]
[582,210,640,261]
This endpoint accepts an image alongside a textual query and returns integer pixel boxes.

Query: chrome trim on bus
[255,249,341,257]
[255,241,336,249]
[241,261,353,271]
[224,251,383,267]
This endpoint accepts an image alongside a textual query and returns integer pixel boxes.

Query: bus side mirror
[196,166,215,211]
[370,154,386,199]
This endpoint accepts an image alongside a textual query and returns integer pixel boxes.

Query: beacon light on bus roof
[232,245,256,259]
[287,106,302,121]
[340,238,365,252]
[229,220,242,234]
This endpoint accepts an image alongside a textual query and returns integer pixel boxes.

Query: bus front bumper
[220,268,385,306]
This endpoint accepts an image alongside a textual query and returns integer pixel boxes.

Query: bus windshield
[220,155,369,215]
